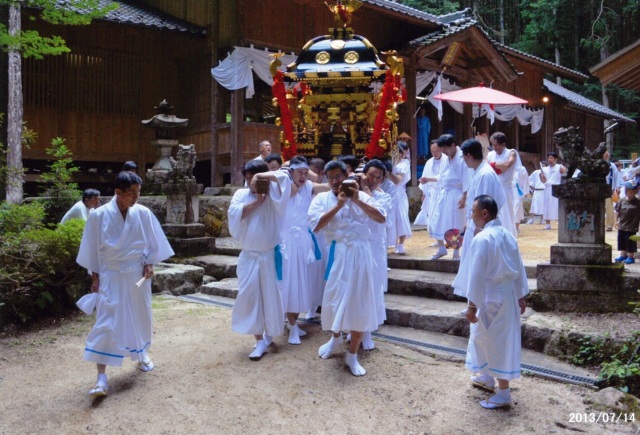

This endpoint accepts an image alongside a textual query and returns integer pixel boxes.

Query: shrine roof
[543,79,636,123]
[53,0,207,35]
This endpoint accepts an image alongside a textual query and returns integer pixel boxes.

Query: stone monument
[142,101,215,258]
[534,127,630,312]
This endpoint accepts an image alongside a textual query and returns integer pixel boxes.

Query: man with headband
[280,156,329,345]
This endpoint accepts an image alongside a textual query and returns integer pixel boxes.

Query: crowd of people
[67,136,638,411]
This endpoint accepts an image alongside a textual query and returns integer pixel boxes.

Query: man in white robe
[228,160,291,360]
[540,152,567,230]
[452,195,528,409]
[308,160,385,376]
[77,172,174,397]
[527,167,545,224]
[486,132,520,237]
[252,140,272,161]
[358,159,392,350]
[457,138,506,265]
[414,141,448,227]
[61,189,101,224]
[513,165,530,233]
[428,134,471,260]
[280,156,329,345]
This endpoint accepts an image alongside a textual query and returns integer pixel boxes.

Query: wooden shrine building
[17,0,635,191]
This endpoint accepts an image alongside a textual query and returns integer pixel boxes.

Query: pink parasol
[434,84,528,106]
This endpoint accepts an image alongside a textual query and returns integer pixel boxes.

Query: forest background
[399,0,640,158]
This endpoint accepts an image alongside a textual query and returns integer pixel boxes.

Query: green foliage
[572,334,613,366]
[0,0,118,58]
[395,0,459,15]
[0,212,88,324]
[594,331,640,397]
[39,137,81,223]
[0,201,45,235]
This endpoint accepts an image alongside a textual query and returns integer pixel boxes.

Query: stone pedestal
[161,181,215,257]
[535,182,625,312]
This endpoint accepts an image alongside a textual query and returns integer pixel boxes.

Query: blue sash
[324,240,336,280]
[308,228,322,260]
[274,245,283,281]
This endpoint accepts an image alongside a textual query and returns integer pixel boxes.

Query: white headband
[289,162,310,170]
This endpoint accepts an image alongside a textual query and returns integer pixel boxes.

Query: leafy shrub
[39,137,81,224]
[0,201,45,235]
[0,214,89,324]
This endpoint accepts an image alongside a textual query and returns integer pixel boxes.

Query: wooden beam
[416,58,467,82]
[230,89,244,186]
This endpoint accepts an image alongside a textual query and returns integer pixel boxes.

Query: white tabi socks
[288,324,302,345]
[345,352,366,376]
[361,331,375,350]
[89,373,108,397]
[318,334,342,359]
[249,339,269,361]
[480,388,512,409]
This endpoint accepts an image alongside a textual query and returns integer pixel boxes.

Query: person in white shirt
[252,140,272,161]
[540,152,567,230]
[61,189,101,224]
[486,132,520,237]
[414,141,448,228]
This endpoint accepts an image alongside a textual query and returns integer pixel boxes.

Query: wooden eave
[590,39,640,93]
[414,26,519,85]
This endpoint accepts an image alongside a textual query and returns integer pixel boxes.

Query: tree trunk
[6,3,23,204]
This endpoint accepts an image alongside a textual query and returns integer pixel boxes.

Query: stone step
[183,254,238,280]
[387,268,537,300]
[152,262,204,295]
[388,254,538,279]
[184,290,605,371]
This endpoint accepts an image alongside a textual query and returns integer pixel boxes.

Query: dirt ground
[1,297,638,434]
[1,223,639,434]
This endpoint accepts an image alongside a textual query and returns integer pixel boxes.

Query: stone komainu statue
[553,126,610,183]
[171,144,197,180]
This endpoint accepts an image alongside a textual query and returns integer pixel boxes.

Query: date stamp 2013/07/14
[569,413,635,424]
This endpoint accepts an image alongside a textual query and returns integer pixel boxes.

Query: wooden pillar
[404,64,418,186]
[210,0,220,187]
[230,89,244,186]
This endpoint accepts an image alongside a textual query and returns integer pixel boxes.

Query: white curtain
[479,105,545,133]
[211,46,298,98]
[416,71,463,115]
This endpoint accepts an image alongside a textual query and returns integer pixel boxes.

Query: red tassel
[272,71,297,160]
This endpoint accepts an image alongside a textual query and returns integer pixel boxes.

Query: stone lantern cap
[142,99,189,130]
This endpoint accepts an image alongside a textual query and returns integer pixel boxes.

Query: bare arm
[311,182,331,195]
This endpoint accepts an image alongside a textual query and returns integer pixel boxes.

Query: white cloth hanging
[211,46,297,98]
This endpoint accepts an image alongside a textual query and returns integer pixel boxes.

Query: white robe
[368,189,392,326]
[428,147,470,239]
[458,161,506,269]
[528,169,545,215]
[77,197,174,367]
[228,172,291,336]
[391,158,412,239]
[451,219,529,380]
[380,178,397,247]
[486,148,519,237]
[309,191,381,332]
[414,155,449,225]
[280,180,322,314]
[513,166,530,222]
[61,200,91,224]
[542,164,563,220]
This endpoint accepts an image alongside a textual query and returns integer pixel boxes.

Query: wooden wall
[22,19,208,170]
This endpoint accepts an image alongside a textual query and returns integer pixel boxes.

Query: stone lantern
[142,100,189,184]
